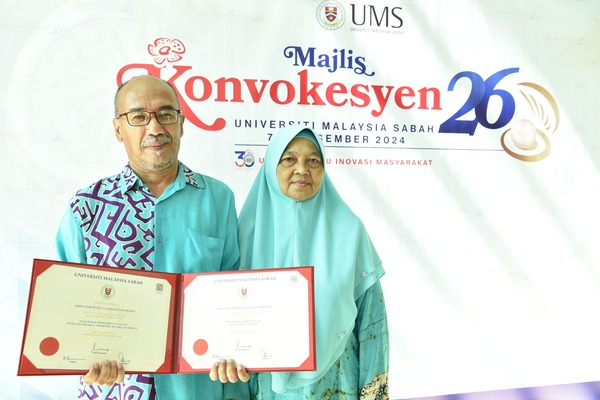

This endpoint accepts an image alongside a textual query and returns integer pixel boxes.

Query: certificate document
[178,268,315,372]
[18,259,178,375]
[18,259,315,376]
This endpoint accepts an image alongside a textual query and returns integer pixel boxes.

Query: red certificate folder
[18,259,316,376]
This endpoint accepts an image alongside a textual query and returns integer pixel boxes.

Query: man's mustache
[141,135,171,147]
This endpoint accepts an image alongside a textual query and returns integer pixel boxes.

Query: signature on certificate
[90,342,110,355]
[236,340,252,351]
[62,355,86,364]
[118,352,131,365]
[261,348,273,360]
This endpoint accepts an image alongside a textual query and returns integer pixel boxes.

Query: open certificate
[18,259,316,376]
[179,267,315,372]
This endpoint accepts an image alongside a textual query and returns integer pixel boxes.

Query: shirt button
[157,237,162,243]
[338,332,345,339]
[361,272,367,277]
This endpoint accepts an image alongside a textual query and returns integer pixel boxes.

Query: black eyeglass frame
[116,109,182,126]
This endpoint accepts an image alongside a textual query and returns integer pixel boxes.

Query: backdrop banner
[2,1,600,399]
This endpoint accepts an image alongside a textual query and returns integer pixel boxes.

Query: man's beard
[141,135,178,170]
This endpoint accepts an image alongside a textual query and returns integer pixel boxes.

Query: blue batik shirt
[56,162,247,400]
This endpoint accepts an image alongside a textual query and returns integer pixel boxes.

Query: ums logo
[316,1,346,30]
[101,285,115,300]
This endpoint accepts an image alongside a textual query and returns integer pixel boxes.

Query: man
[56,75,249,399]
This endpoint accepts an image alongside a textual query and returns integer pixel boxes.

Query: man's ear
[113,118,123,142]
[179,114,185,138]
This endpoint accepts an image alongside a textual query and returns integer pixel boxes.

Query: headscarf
[238,125,385,393]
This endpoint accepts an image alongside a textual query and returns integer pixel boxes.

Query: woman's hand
[209,358,250,383]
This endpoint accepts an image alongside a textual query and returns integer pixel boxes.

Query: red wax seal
[39,337,60,356]
[193,339,208,355]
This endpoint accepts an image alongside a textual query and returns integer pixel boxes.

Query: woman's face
[276,137,324,201]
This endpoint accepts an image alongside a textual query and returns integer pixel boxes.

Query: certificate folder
[18,259,316,376]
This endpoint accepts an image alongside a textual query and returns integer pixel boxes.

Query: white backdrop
[2,1,600,399]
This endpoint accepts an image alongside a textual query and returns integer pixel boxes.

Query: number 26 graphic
[439,67,519,136]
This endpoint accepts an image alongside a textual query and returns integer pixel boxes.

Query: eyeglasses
[117,109,181,126]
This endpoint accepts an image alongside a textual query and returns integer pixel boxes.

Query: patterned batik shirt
[56,162,246,400]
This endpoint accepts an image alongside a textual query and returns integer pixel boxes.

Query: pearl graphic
[511,119,538,150]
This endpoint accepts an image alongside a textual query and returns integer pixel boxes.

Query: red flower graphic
[148,38,186,65]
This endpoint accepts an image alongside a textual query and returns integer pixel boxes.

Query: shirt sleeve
[355,279,389,400]
[55,205,87,263]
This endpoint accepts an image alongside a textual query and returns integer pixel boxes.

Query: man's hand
[209,358,250,383]
[82,359,125,386]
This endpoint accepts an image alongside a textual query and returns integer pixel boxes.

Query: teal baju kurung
[238,126,389,399]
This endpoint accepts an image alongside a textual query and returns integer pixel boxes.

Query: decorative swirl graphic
[501,82,560,162]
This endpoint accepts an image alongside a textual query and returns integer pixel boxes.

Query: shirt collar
[118,162,206,195]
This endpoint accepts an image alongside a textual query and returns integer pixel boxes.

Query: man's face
[112,77,185,175]
[276,137,324,201]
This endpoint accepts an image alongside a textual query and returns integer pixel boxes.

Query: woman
[238,125,389,399]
